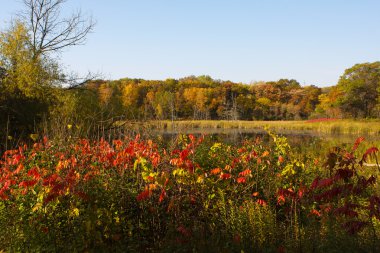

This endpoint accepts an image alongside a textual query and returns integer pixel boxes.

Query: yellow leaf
[32,203,42,212]
[30,133,38,141]
[70,207,80,217]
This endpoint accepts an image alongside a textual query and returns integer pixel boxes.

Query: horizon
[1,0,380,87]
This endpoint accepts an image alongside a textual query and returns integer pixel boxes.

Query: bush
[0,133,379,252]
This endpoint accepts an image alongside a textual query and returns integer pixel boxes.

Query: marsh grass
[149,119,380,136]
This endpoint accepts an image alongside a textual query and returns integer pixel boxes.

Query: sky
[1,0,380,87]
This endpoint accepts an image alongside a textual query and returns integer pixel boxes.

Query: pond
[151,127,380,161]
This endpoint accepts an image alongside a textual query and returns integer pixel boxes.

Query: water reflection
[150,128,380,159]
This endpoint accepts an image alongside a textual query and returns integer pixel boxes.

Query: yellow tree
[0,22,60,136]
[183,87,209,119]
[122,83,141,119]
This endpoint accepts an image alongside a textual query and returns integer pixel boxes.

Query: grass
[146,119,380,136]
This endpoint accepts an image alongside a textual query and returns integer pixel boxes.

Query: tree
[122,83,142,119]
[315,86,343,118]
[183,87,210,119]
[0,0,95,140]
[0,21,56,136]
[337,62,380,118]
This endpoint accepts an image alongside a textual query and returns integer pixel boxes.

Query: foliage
[0,21,60,136]
[0,0,94,147]
[0,132,379,252]
[337,62,380,118]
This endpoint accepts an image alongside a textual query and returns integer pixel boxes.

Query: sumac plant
[0,133,379,252]
[306,138,380,234]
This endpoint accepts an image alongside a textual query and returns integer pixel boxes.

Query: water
[150,128,380,161]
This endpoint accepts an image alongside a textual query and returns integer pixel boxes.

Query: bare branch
[21,0,95,58]
[60,71,102,90]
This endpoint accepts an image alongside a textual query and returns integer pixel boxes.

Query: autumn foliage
[0,133,379,252]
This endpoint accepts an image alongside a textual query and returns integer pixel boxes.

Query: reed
[148,119,380,136]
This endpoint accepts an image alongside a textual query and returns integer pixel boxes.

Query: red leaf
[27,167,41,180]
[317,178,333,188]
[310,177,319,190]
[237,177,246,184]
[220,173,231,180]
[298,186,306,199]
[362,147,379,162]
[334,205,359,218]
[180,149,190,160]
[159,189,166,203]
[44,193,59,204]
[352,137,365,151]
[277,194,286,205]
[19,180,37,188]
[137,189,151,201]
[43,174,60,186]
[188,134,195,143]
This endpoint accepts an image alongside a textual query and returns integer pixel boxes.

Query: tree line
[76,60,380,123]
[1,0,380,144]
[86,77,321,121]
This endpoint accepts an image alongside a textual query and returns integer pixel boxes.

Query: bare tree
[21,0,95,59]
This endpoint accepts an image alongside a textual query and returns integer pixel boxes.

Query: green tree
[337,62,380,118]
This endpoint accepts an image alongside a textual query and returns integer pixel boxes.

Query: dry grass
[146,119,380,136]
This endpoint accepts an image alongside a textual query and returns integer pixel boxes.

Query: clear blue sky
[1,0,380,86]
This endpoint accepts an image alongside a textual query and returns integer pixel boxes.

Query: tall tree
[0,0,95,140]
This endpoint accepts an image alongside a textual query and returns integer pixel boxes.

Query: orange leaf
[210,168,221,175]
[252,191,259,197]
[239,169,251,177]
[256,199,267,206]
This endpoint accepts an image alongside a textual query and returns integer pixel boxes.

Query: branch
[61,71,102,90]
[22,0,95,57]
